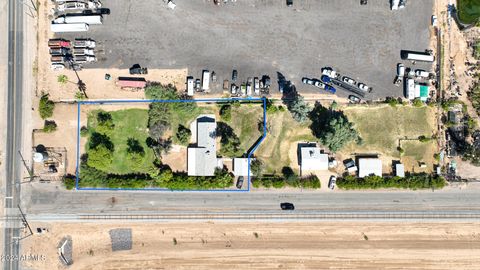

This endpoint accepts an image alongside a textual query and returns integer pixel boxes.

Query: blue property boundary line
[75,97,267,192]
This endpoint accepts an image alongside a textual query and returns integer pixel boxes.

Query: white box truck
[202,70,210,91]
[54,15,103,25]
[51,23,89,32]
[186,77,194,96]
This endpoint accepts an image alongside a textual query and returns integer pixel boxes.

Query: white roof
[187,115,219,176]
[234,158,250,177]
[300,147,329,171]
[396,164,405,178]
[358,158,382,177]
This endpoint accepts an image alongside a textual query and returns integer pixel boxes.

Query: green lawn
[342,105,436,157]
[255,110,316,174]
[87,109,155,174]
[402,140,434,161]
[458,0,480,24]
[229,105,264,155]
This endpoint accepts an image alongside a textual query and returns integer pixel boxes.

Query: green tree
[176,125,191,145]
[96,111,115,134]
[287,95,311,122]
[87,144,113,171]
[413,98,424,107]
[250,159,264,178]
[310,103,358,152]
[43,120,57,133]
[38,93,55,119]
[216,122,241,156]
[320,117,358,152]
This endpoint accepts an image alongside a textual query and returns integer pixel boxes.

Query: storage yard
[44,0,434,99]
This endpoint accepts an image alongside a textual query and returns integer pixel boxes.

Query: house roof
[358,158,382,177]
[300,147,329,171]
[188,115,219,176]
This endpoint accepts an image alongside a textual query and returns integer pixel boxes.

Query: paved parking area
[57,0,434,99]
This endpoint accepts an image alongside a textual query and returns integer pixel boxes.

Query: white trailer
[73,48,94,55]
[202,70,210,91]
[51,23,89,32]
[391,0,399,10]
[54,15,103,25]
[57,2,86,11]
[74,39,96,48]
[186,77,194,96]
[402,52,435,62]
[405,79,415,100]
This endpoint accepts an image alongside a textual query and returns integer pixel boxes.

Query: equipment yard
[40,0,434,99]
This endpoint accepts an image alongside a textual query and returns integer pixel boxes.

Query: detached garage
[358,158,383,178]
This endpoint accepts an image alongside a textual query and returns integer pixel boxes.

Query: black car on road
[280,202,295,210]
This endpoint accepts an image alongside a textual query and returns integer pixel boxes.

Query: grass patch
[86,109,155,174]
[402,141,434,161]
[457,0,480,24]
[255,110,315,174]
[229,105,264,155]
[342,105,436,157]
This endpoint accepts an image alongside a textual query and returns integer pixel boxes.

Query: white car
[342,76,356,85]
[397,63,405,77]
[50,63,65,71]
[358,83,370,92]
[328,176,337,190]
[321,68,337,78]
[415,70,430,78]
[302,77,314,85]
[313,80,325,89]
[431,15,437,26]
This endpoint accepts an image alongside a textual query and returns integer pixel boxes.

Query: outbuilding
[358,158,382,178]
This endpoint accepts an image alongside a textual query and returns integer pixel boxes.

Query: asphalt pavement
[21,183,480,221]
[3,0,23,269]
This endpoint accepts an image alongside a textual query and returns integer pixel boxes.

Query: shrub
[176,125,191,145]
[43,120,57,133]
[418,135,431,142]
[75,91,86,100]
[38,93,55,119]
[219,104,232,121]
[96,111,115,134]
[80,126,89,137]
[412,98,424,107]
[337,173,446,190]
[57,74,68,84]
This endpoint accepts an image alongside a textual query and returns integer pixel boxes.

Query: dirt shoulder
[21,221,480,270]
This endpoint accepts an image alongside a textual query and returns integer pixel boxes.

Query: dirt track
[21,222,480,270]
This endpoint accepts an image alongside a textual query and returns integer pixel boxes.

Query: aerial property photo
[2,0,480,269]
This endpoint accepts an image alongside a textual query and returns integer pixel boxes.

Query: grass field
[458,0,480,24]
[85,103,264,174]
[255,110,316,174]
[341,105,437,158]
[228,105,264,156]
[87,109,155,174]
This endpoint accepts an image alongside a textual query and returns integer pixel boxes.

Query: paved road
[4,0,23,269]
[22,184,480,221]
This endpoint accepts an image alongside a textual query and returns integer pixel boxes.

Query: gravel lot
[58,0,434,99]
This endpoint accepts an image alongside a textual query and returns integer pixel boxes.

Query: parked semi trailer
[73,39,96,48]
[73,48,94,55]
[401,51,435,62]
[54,15,103,25]
[48,39,71,48]
[51,23,89,32]
[202,70,210,91]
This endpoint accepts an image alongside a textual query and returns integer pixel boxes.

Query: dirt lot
[21,221,480,270]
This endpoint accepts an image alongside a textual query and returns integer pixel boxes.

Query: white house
[187,115,222,176]
[300,146,329,173]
